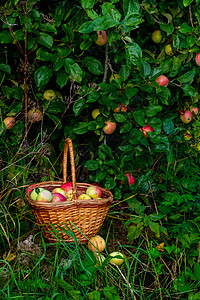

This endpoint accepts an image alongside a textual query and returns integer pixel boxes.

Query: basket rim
[26,181,113,208]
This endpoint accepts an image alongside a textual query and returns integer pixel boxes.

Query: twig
[103,44,109,82]
[111,263,137,299]
[189,6,194,28]
[148,181,163,227]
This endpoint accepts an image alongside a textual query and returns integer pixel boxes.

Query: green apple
[36,189,52,202]
[78,194,91,200]
[92,109,100,119]
[109,251,125,265]
[43,89,56,101]
[30,188,45,200]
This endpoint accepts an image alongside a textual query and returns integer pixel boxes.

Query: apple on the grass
[78,194,91,200]
[86,185,102,199]
[4,117,15,129]
[52,187,67,198]
[180,110,193,124]
[141,124,154,138]
[125,174,135,185]
[88,235,106,252]
[103,120,116,134]
[95,31,108,46]
[30,188,45,200]
[109,251,125,265]
[94,253,106,266]
[37,189,52,202]
[155,75,169,87]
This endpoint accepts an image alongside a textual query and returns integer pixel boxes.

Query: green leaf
[105,178,116,190]
[145,104,162,117]
[78,21,95,33]
[34,66,53,88]
[179,23,193,33]
[85,160,100,170]
[68,63,83,83]
[98,145,113,158]
[113,113,127,122]
[73,122,88,134]
[183,0,194,6]
[181,84,197,97]
[149,222,160,238]
[37,32,53,48]
[169,56,182,77]
[81,0,95,9]
[82,57,103,75]
[87,91,100,103]
[119,65,130,81]
[98,83,117,92]
[0,31,13,43]
[139,61,151,78]
[177,68,195,83]
[123,0,141,15]
[47,114,62,130]
[133,110,145,126]
[124,12,142,26]
[125,42,142,66]
[87,290,101,300]
[40,23,57,34]
[149,67,163,80]
[156,86,170,105]
[56,68,68,88]
[73,99,86,116]
[103,286,120,300]
[36,48,53,61]
[120,122,132,133]
[163,119,175,135]
[128,224,144,241]
[160,23,174,35]
[0,64,11,74]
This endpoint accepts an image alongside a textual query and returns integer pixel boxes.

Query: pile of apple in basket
[30,182,102,202]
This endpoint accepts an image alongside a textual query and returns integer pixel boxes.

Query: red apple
[180,110,193,124]
[114,103,127,113]
[141,124,154,138]
[103,120,116,134]
[151,30,163,43]
[125,174,135,185]
[88,235,106,252]
[86,185,102,199]
[155,75,169,87]
[52,193,66,203]
[4,117,15,129]
[52,188,67,198]
[95,31,108,46]
[28,108,42,123]
[190,106,198,115]
[195,53,200,66]
[60,182,76,200]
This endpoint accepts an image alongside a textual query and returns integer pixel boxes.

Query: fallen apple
[151,30,163,43]
[123,174,135,186]
[28,108,42,123]
[92,108,100,119]
[88,235,106,252]
[43,89,56,101]
[52,192,66,203]
[37,189,52,202]
[155,75,169,87]
[52,188,67,198]
[109,251,125,265]
[180,110,193,124]
[30,187,45,200]
[103,120,116,134]
[86,185,102,199]
[4,117,15,129]
[78,194,91,200]
[141,124,154,138]
[95,31,108,46]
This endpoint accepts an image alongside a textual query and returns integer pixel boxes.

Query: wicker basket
[26,138,113,243]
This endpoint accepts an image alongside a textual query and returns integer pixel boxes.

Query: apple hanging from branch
[95,31,108,46]
[180,110,193,124]
[151,30,163,43]
[103,120,116,134]
[4,117,15,129]
[141,124,154,138]
[155,75,169,87]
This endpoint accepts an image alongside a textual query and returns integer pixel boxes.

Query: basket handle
[63,138,77,201]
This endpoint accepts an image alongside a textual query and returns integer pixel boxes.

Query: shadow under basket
[26,139,113,243]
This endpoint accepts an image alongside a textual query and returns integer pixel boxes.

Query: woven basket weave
[26,138,113,243]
